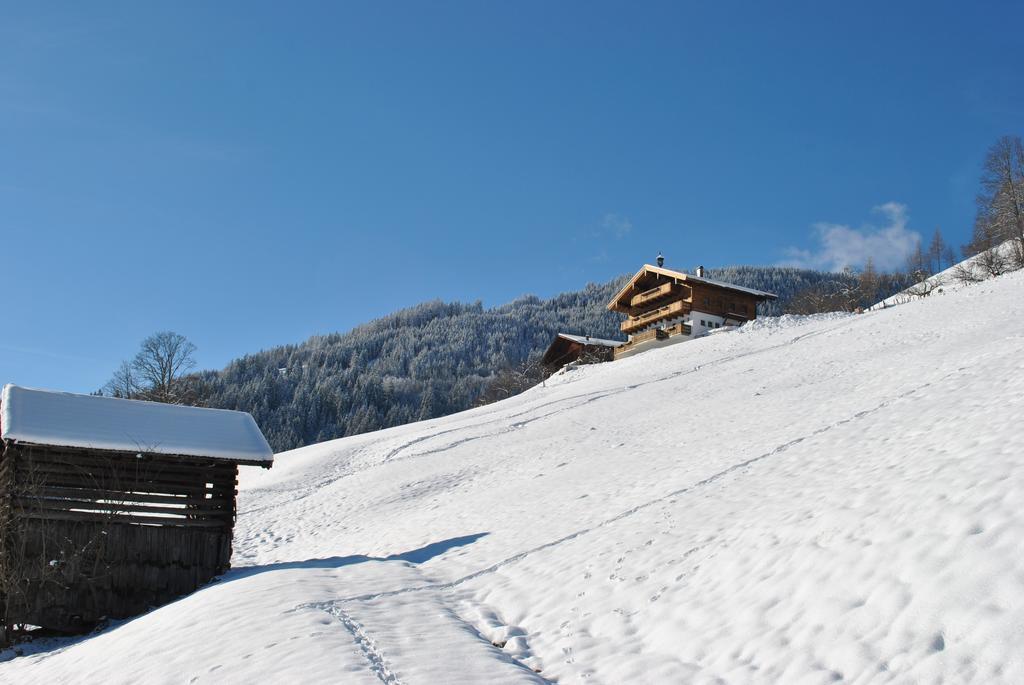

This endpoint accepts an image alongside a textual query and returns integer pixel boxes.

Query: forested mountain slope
[196,266,870,451]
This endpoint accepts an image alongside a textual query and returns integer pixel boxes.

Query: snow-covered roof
[0,385,274,465]
[682,272,778,299]
[557,333,625,348]
[609,264,778,309]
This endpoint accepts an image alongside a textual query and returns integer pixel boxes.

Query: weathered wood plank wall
[1,443,238,633]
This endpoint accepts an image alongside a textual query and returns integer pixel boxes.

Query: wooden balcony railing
[662,322,693,337]
[629,328,662,345]
[615,320,694,359]
[629,282,680,308]
[628,322,693,345]
[620,300,689,334]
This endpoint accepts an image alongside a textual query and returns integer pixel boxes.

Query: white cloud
[601,213,633,239]
[780,202,921,272]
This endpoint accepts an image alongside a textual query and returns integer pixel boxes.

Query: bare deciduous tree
[907,272,943,298]
[1009,234,1024,271]
[905,238,930,280]
[133,331,197,402]
[103,360,140,399]
[941,243,957,270]
[858,258,880,305]
[102,331,199,404]
[975,240,1011,278]
[927,228,947,274]
[951,261,983,286]
[977,135,1024,247]
[959,136,1024,276]
[964,209,1012,278]
[784,280,858,314]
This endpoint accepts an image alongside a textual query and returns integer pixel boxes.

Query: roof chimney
[656,252,665,268]
[696,265,705,277]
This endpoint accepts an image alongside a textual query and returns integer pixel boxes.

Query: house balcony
[620,300,689,334]
[661,322,692,337]
[628,328,664,345]
[629,322,693,345]
[613,321,693,359]
[629,282,682,309]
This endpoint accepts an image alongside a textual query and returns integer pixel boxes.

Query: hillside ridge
[195,265,876,451]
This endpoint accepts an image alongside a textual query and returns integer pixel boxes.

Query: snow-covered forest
[190,266,887,451]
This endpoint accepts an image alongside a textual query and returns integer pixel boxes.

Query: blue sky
[2,1,1022,392]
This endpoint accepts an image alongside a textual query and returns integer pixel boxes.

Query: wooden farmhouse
[0,385,273,638]
[608,257,777,359]
[541,333,624,374]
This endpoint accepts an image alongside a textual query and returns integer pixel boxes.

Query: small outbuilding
[541,333,625,374]
[0,385,273,638]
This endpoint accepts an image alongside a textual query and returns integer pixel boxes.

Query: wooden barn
[0,385,273,639]
[541,333,624,374]
[608,256,777,359]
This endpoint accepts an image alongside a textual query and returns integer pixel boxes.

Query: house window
[702,297,709,307]
[729,302,736,312]
[700,319,706,326]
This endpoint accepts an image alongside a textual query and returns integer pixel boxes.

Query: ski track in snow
[318,605,403,685]
[321,363,967,607]
[238,316,854,517]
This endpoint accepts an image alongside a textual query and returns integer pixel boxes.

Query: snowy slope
[871,239,1019,310]
[5,269,1024,684]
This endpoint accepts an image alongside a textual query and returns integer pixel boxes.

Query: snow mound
[5,270,1024,683]
[738,311,854,334]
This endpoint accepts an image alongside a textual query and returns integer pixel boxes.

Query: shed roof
[0,384,274,465]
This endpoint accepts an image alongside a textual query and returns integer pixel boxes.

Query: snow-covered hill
[871,239,1020,310]
[6,269,1024,684]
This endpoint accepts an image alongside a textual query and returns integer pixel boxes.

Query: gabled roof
[541,333,625,367]
[555,333,625,348]
[0,384,274,465]
[608,264,778,310]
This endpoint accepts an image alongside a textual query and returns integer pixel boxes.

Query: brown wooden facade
[608,264,777,358]
[0,441,261,637]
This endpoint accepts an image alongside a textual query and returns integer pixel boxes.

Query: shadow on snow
[0,532,489,662]
[224,532,491,579]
